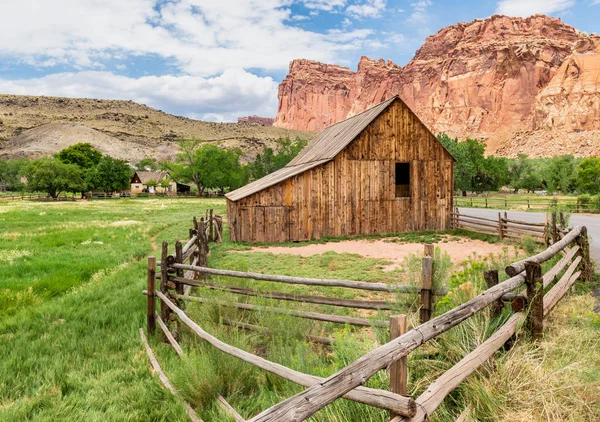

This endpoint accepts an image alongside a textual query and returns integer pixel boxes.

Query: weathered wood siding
[228,100,454,242]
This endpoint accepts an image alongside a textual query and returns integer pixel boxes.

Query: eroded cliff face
[275,14,600,157]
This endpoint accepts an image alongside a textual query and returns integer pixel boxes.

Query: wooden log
[498,213,503,240]
[175,241,185,298]
[147,257,157,335]
[156,312,183,356]
[217,395,245,422]
[138,329,203,422]
[172,294,387,328]
[420,256,433,324]
[181,244,197,263]
[500,226,545,238]
[423,244,434,258]
[450,213,500,223]
[245,271,527,422]
[501,224,547,235]
[390,314,408,420]
[543,256,582,316]
[501,218,547,228]
[525,262,543,340]
[181,235,198,255]
[505,226,584,276]
[197,219,209,280]
[483,270,502,318]
[222,318,335,346]
[156,291,416,416]
[451,217,500,230]
[391,313,524,422]
[209,209,214,242]
[576,227,592,282]
[169,277,394,310]
[170,263,430,294]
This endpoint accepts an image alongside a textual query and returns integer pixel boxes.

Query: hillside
[275,14,600,157]
[0,94,312,161]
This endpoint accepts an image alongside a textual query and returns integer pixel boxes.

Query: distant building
[237,115,275,126]
[130,171,190,196]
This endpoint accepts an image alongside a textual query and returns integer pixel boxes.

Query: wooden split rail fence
[451,209,569,245]
[454,195,595,213]
[143,219,591,422]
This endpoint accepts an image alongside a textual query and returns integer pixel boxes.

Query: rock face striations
[275,14,600,157]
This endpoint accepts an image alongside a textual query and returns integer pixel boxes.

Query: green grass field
[1,198,599,421]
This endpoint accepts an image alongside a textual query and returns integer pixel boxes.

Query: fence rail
[142,215,591,422]
[451,209,559,244]
[0,193,76,202]
[454,195,595,213]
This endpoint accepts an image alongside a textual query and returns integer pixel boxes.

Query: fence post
[160,241,171,328]
[524,261,543,340]
[197,218,209,279]
[483,270,502,318]
[497,212,504,240]
[209,209,214,242]
[527,198,530,210]
[559,212,565,230]
[147,256,156,335]
[389,314,408,420]
[504,197,507,209]
[420,255,433,324]
[551,212,558,244]
[175,241,184,297]
[544,213,550,247]
[576,226,592,282]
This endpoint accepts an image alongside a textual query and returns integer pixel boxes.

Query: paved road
[458,208,600,269]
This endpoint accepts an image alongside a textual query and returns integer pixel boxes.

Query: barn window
[395,162,411,198]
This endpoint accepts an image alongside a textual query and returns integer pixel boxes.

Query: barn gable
[227,96,455,242]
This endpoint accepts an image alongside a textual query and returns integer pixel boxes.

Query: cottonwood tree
[56,143,102,169]
[0,159,27,192]
[576,157,600,194]
[24,158,85,198]
[247,137,307,180]
[165,139,245,196]
[87,156,132,193]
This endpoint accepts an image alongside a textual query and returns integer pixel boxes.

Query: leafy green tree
[508,154,542,193]
[165,140,245,196]
[541,155,578,194]
[0,159,28,191]
[135,158,160,172]
[247,137,307,180]
[23,158,85,198]
[87,156,133,193]
[56,143,102,169]
[146,179,158,189]
[159,178,171,195]
[576,157,600,194]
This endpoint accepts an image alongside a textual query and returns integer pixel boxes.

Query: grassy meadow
[1,198,599,421]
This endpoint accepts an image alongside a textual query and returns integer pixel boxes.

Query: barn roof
[133,171,169,184]
[226,95,452,202]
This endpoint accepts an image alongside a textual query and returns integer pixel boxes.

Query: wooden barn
[226,95,455,243]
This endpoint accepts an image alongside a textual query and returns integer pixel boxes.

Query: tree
[576,157,600,194]
[135,158,160,172]
[165,140,246,196]
[87,156,133,193]
[56,143,102,169]
[146,179,158,189]
[541,155,578,194]
[23,158,85,198]
[247,137,307,180]
[0,159,28,191]
[159,178,171,195]
[509,154,542,193]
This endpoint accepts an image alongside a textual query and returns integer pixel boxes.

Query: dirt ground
[243,237,515,270]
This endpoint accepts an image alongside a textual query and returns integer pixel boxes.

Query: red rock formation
[274,14,600,156]
[237,115,275,126]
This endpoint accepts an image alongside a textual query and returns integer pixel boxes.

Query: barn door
[239,206,290,243]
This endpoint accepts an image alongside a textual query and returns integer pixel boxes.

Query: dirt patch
[242,237,515,270]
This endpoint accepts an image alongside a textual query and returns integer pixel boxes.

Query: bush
[136,192,149,198]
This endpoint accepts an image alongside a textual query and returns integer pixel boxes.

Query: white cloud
[0,69,279,122]
[407,0,432,23]
[300,0,347,11]
[496,0,575,16]
[0,0,373,76]
[346,0,387,18]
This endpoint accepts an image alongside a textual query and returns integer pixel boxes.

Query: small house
[226,95,455,242]
[130,171,188,196]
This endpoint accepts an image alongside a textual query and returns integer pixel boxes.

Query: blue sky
[0,0,598,122]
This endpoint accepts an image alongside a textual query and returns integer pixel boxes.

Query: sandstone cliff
[275,15,600,157]
[237,115,275,126]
